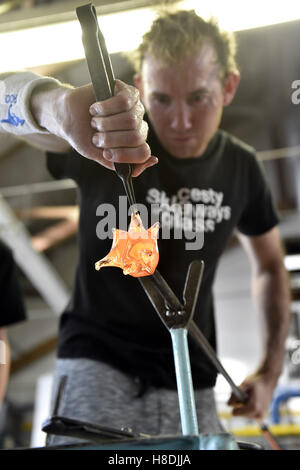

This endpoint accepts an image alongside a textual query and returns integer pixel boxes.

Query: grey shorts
[46,358,225,446]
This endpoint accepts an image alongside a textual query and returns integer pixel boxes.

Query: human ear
[223,71,240,106]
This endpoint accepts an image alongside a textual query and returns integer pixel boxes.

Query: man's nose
[170,104,192,132]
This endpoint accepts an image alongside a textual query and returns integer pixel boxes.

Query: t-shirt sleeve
[237,153,279,236]
[46,148,83,183]
[0,241,26,327]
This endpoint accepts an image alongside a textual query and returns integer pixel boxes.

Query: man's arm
[0,72,157,177]
[228,226,291,420]
[0,328,10,405]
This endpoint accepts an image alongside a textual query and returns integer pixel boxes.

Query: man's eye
[154,95,170,105]
[190,94,208,103]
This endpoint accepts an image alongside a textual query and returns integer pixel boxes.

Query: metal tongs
[141,262,247,435]
[77,3,137,210]
[76,3,280,448]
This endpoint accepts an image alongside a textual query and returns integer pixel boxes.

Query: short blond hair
[131,10,238,81]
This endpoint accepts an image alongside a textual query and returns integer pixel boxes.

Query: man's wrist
[256,359,284,385]
[30,83,71,138]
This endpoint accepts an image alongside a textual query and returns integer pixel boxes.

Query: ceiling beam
[0,0,177,32]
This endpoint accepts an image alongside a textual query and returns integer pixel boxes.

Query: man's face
[136,44,228,159]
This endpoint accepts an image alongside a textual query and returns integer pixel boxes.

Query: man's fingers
[90,102,145,132]
[114,79,140,103]
[229,388,264,420]
[86,80,153,174]
[92,129,145,149]
[74,143,115,170]
[89,79,149,170]
[232,403,263,420]
[102,143,151,164]
[227,384,250,406]
[89,81,140,117]
[92,121,148,149]
[78,142,157,177]
[227,395,239,406]
[132,156,159,177]
[91,111,140,132]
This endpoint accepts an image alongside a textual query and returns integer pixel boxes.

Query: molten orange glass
[95,212,160,277]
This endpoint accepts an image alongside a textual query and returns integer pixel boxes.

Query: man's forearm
[0,72,71,152]
[253,261,291,382]
[1,73,155,175]
[28,83,72,152]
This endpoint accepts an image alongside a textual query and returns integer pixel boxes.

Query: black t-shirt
[46,127,279,389]
[0,240,26,327]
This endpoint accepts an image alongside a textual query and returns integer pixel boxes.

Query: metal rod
[182,260,204,321]
[117,171,137,208]
[170,328,199,436]
[150,270,184,312]
[189,321,248,403]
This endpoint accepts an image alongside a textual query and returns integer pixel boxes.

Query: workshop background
[0,0,300,450]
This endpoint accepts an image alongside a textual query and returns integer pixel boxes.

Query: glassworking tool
[76,3,137,211]
[140,266,281,449]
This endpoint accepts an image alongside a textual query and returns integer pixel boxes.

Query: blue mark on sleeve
[0,104,25,127]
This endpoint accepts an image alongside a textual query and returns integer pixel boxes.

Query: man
[0,10,290,443]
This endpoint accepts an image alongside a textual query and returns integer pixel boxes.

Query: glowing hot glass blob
[95,212,160,277]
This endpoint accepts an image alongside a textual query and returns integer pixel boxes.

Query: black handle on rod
[76,3,113,101]
[76,3,135,194]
